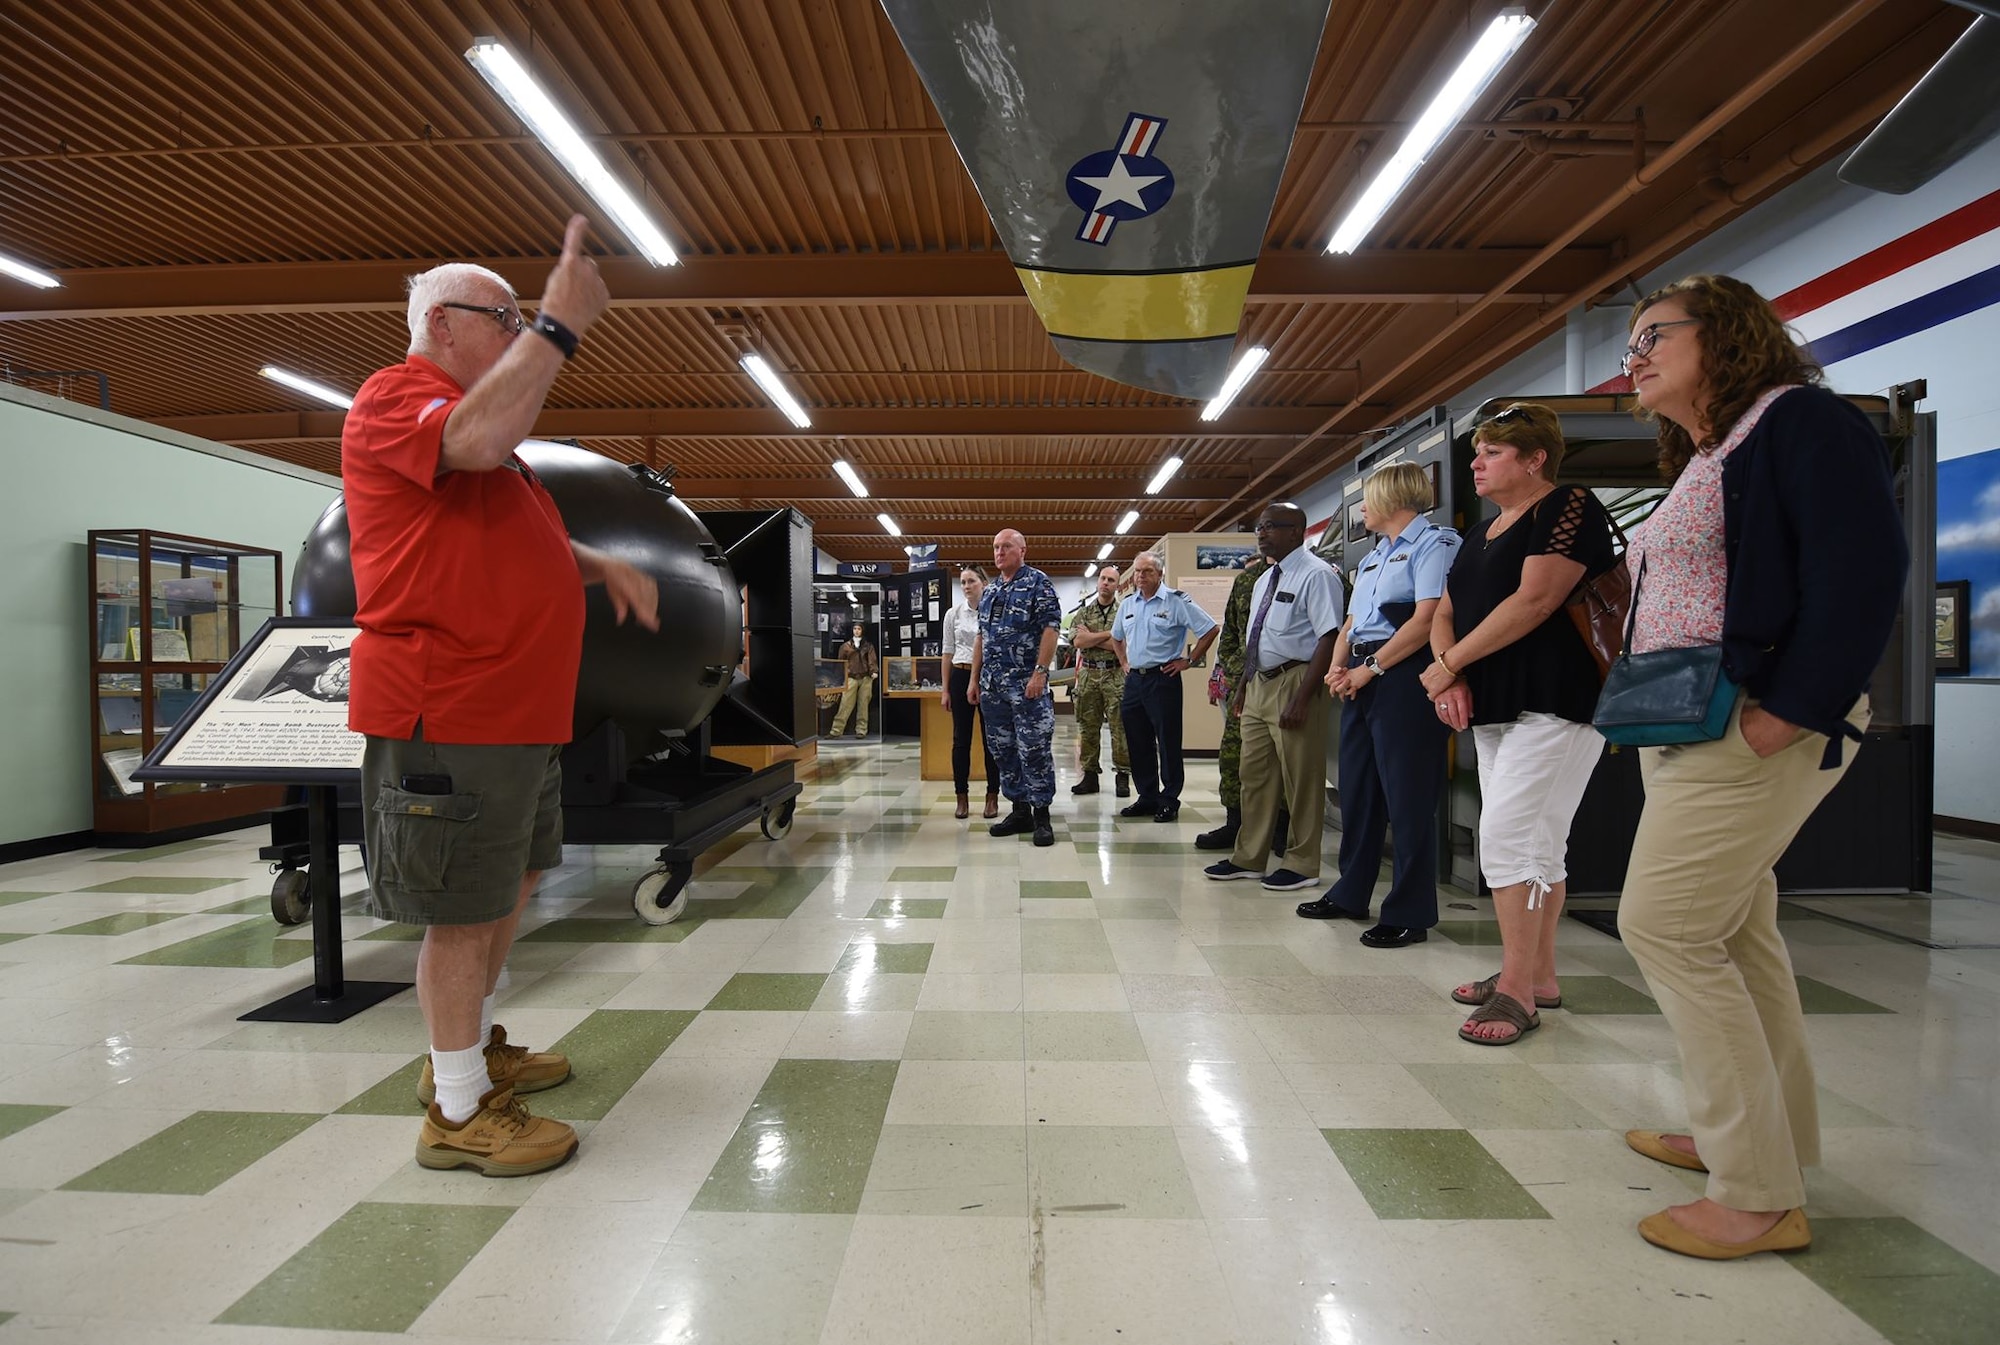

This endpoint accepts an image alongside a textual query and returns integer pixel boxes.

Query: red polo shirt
[341,354,584,744]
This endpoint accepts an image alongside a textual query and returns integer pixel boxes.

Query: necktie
[1241,565,1281,674]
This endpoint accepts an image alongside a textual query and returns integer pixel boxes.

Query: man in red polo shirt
[345,216,659,1177]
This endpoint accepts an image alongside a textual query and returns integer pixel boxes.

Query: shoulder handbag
[1592,557,1737,745]
[1564,499,1630,684]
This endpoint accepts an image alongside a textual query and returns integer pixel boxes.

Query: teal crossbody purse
[1592,557,1738,746]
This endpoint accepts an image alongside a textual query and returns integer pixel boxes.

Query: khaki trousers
[831,675,874,735]
[1231,663,1329,876]
[1619,694,1868,1212]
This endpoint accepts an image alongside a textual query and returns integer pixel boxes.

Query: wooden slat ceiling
[0,0,1969,568]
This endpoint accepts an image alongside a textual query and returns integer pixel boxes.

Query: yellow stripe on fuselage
[1015,264,1255,342]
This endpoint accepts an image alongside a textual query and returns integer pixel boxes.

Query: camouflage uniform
[1070,595,1128,774]
[977,563,1062,806]
[1214,558,1271,809]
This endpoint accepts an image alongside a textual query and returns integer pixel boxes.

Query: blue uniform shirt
[977,563,1062,685]
[1246,544,1345,668]
[1348,515,1461,645]
[1112,586,1218,669]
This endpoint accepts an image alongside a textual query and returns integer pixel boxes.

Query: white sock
[431,1043,490,1124]
[479,993,498,1047]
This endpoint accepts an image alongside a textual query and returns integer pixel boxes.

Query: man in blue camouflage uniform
[971,528,1062,847]
[1069,563,1131,798]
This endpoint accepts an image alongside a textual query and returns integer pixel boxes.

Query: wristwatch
[1363,654,1384,675]
[528,313,580,359]
[1033,663,1051,675]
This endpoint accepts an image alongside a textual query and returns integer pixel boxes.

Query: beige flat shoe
[1638,1207,1809,1260]
[1624,1129,1709,1173]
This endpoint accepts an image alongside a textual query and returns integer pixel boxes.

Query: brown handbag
[1565,502,1631,683]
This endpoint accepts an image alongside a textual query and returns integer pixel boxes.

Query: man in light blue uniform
[1110,550,1219,822]
[971,528,1063,847]
[1206,503,1344,891]
[1298,465,1461,944]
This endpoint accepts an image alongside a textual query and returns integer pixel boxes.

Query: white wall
[0,385,339,847]
[1284,137,2000,823]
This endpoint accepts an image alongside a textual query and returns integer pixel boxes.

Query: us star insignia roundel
[1066,114,1175,245]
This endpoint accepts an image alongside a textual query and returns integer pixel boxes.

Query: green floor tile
[1432,920,1505,947]
[0,1103,65,1141]
[0,891,58,907]
[1790,1217,2000,1345]
[836,943,932,975]
[0,932,27,946]
[706,972,830,1011]
[689,866,832,919]
[519,916,704,944]
[867,898,947,919]
[1021,880,1092,900]
[691,1058,899,1214]
[1555,975,1662,1015]
[336,1058,427,1116]
[80,875,243,895]
[888,866,957,882]
[55,911,187,936]
[1796,975,1894,1014]
[1322,1128,1550,1220]
[118,918,314,969]
[535,1008,699,1119]
[1072,841,1193,855]
[91,838,227,862]
[216,1201,515,1333]
[61,1111,319,1195]
[204,894,284,915]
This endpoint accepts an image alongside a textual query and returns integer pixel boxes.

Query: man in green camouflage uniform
[1069,565,1131,797]
[1197,556,1272,850]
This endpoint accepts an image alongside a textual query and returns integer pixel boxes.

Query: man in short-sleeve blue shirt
[1110,550,1219,822]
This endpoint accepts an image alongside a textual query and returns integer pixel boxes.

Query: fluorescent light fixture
[1096,542,1114,561]
[739,353,812,428]
[1325,10,1535,254]
[0,250,60,289]
[464,40,679,266]
[876,513,902,536]
[1144,456,1184,495]
[1200,346,1269,422]
[832,459,869,498]
[1114,510,1140,535]
[260,365,354,410]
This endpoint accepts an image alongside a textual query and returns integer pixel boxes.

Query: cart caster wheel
[759,799,796,841]
[271,869,311,926]
[632,862,693,926]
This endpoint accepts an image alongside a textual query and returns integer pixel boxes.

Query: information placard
[135,618,365,784]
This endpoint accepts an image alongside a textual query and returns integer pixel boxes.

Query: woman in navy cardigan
[1613,274,1906,1261]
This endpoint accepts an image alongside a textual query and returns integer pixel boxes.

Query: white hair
[1131,550,1165,573]
[405,263,516,349]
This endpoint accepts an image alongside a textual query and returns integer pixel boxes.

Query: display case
[88,529,287,841]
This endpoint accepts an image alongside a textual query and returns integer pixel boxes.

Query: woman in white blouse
[941,566,1000,818]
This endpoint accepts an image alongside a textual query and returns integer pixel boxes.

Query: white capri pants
[1472,712,1603,898]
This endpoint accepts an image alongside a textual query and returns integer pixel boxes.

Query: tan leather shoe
[1638,1207,1809,1260]
[1625,1129,1709,1173]
[416,1084,578,1177]
[417,1024,571,1105]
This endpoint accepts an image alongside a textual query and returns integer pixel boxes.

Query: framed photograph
[885,656,918,691]
[814,659,848,690]
[1345,497,1369,545]
[1424,460,1443,514]
[914,657,944,689]
[1936,580,1970,675]
[1194,543,1257,570]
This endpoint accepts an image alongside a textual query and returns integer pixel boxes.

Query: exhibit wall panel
[0,385,339,848]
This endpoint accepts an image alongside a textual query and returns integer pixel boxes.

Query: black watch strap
[529,313,579,360]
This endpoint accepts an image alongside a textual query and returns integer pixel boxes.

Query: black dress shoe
[1358,924,1428,948]
[989,807,1033,838]
[1118,797,1161,818]
[1295,898,1369,921]
[1152,803,1180,823]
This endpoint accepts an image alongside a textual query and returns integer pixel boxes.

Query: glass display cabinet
[87,528,288,840]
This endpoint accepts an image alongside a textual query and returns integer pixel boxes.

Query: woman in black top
[1419,403,1617,1045]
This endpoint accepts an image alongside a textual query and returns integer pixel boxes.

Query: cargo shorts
[360,730,563,926]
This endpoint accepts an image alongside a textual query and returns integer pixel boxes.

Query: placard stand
[133,618,409,1023]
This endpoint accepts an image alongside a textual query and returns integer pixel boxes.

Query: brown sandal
[1457,991,1540,1046]
[955,793,969,820]
[1451,972,1562,1010]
